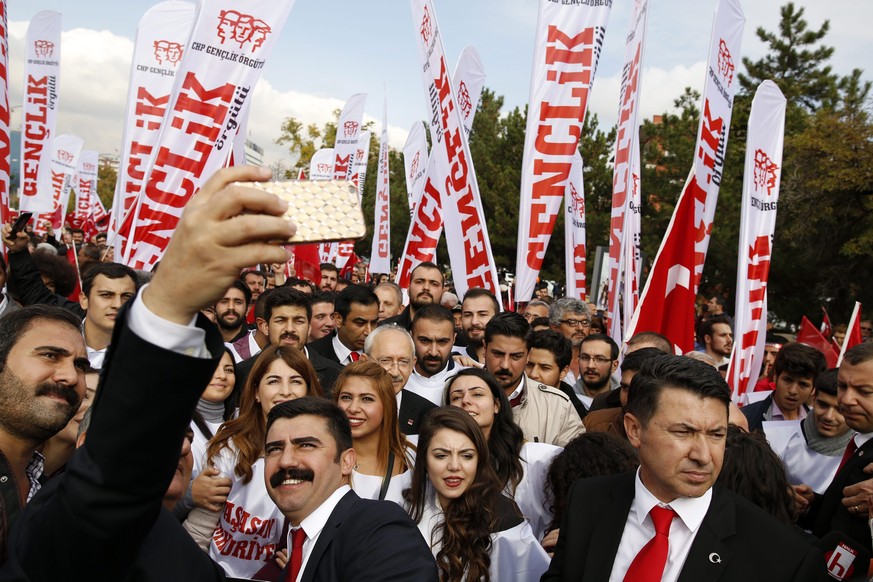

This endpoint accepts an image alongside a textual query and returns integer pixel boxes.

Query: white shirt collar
[632,468,712,534]
[332,333,357,364]
[296,484,351,538]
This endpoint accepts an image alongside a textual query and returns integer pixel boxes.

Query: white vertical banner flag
[332,93,366,180]
[351,130,371,203]
[563,151,586,300]
[403,121,428,216]
[621,138,643,337]
[0,0,11,230]
[693,0,745,291]
[625,0,745,354]
[606,0,648,342]
[514,0,611,303]
[371,97,391,273]
[19,11,61,213]
[394,47,484,290]
[409,3,499,299]
[727,81,785,402]
[395,45,486,290]
[43,134,83,230]
[124,0,297,270]
[309,147,334,180]
[73,149,98,232]
[111,1,194,261]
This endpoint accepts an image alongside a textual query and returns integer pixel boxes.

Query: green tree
[97,161,117,211]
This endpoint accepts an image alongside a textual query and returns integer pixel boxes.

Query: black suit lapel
[677,487,735,582]
[584,475,636,580]
[300,490,358,582]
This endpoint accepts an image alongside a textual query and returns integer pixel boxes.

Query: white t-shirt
[207,441,285,579]
[511,442,562,540]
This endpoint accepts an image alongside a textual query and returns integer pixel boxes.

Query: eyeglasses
[376,358,413,369]
[579,355,613,365]
[559,319,591,328]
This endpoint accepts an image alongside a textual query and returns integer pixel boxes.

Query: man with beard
[573,334,619,418]
[484,312,583,447]
[319,263,339,292]
[236,287,341,397]
[549,297,591,387]
[215,281,251,343]
[697,315,733,368]
[0,305,89,564]
[459,287,499,363]
[404,305,462,405]
[363,325,435,435]
[381,262,444,330]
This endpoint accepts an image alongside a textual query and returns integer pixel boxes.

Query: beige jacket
[511,376,585,447]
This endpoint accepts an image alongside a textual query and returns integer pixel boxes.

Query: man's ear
[624,412,643,448]
[332,313,343,328]
[79,292,89,311]
[256,317,268,337]
[340,448,356,476]
[558,365,570,382]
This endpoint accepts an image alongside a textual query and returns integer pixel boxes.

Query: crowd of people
[0,165,869,580]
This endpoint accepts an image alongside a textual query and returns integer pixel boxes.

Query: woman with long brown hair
[405,407,549,581]
[333,361,415,504]
[184,345,321,580]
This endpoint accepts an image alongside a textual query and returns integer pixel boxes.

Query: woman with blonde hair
[184,345,321,580]
[333,360,415,504]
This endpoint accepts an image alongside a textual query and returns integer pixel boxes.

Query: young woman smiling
[405,407,550,581]
[184,345,321,580]
[333,361,415,505]
[444,367,561,540]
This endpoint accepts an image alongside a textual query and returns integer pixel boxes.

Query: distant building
[245,139,264,166]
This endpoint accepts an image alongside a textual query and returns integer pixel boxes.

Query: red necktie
[349,351,360,363]
[623,506,676,582]
[286,527,306,582]
[838,438,858,472]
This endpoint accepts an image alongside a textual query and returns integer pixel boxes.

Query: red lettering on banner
[134,87,170,130]
[527,159,571,269]
[397,178,442,289]
[125,142,153,197]
[334,154,351,179]
[696,99,723,181]
[22,75,50,198]
[130,74,235,268]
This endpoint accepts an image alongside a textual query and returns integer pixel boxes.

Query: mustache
[35,382,79,407]
[280,332,300,343]
[269,467,315,488]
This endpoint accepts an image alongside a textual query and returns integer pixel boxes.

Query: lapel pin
[709,553,722,564]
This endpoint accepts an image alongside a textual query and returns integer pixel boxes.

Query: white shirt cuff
[127,284,210,359]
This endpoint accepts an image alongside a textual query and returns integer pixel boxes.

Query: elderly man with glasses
[549,297,592,387]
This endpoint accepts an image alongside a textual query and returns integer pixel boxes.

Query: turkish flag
[292,244,321,287]
[796,316,839,368]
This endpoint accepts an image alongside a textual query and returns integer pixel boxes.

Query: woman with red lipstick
[183,346,321,579]
[444,368,561,540]
[334,361,415,505]
[405,407,550,581]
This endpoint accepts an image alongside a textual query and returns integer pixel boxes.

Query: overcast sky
[6,0,871,167]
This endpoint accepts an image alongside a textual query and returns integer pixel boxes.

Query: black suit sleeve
[0,304,223,581]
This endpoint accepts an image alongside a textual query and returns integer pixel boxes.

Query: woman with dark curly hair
[444,367,561,539]
[405,407,550,581]
[542,431,639,551]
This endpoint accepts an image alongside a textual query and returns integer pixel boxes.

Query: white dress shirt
[609,469,712,582]
[289,484,352,582]
[332,334,360,365]
[404,360,463,405]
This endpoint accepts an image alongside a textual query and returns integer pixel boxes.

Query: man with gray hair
[374,281,403,322]
[363,325,436,435]
[550,297,591,387]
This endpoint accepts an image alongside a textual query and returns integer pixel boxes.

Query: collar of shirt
[0,294,7,313]
[86,345,107,369]
[508,375,526,403]
[292,484,352,579]
[411,359,456,384]
[768,400,808,422]
[854,432,873,449]
[332,334,357,365]
[632,468,712,535]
